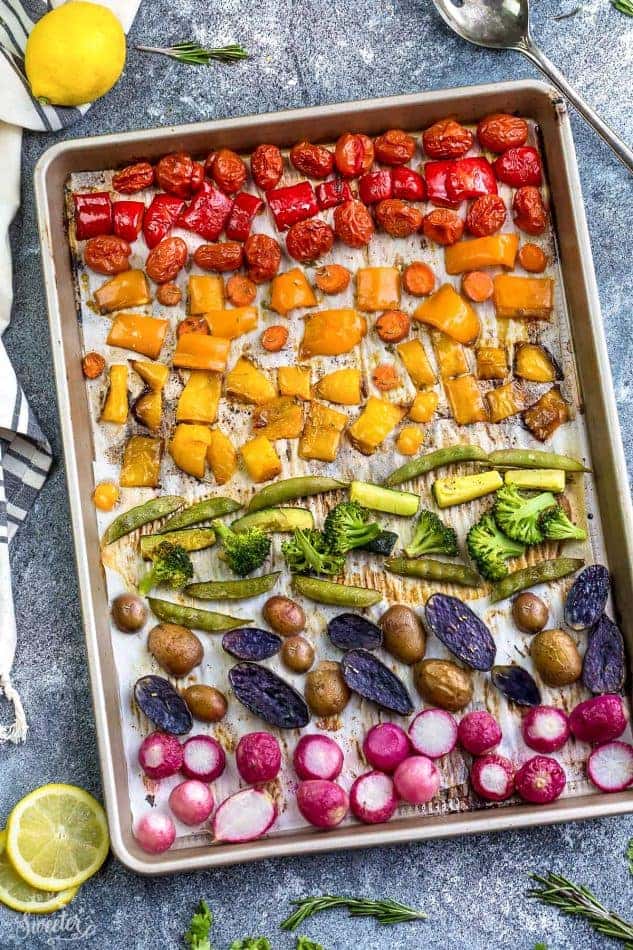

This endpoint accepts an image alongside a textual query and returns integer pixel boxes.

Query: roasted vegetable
[304,661,350,716]
[486,382,526,423]
[131,360,169,392]
[486,448,588,473]
[241,435,282,484]
[314,368,362,405]
[385,557,482,587]
[539,505,587,542]
[102,495,184,546]
[493,485,556,544]
[355,267,401,312]
[138,541,194,595]
[262,596,306,637]
[385,444,489,488]
[186,572,280,600]
[134,675,193,734]
[466,512,526,580]
[278,365,311,401]
[173,334,231,372]
[148,597,246,632]
[222,627,282,660]
[523,386,570,442]
[476,346,507,380]
[140,527,216,559]
[433,470,503,508]
[108,313,168,360]
[341,649,413,715]
[362,530,398,555]
[229,662,310,729]
[299,401,347,462]
[350,480,419,516]
[232,508,313,534]
[111,593,147,632]
[323,501,381,554]
[95,269,150,313]
[327,614,383,651]
[504,469,566,493]
[300,309,367,357]
[424,593,496,671]
[212,518,271,577]
[512,592,549,633]
[207,428,237,485]
[514,342,560,383]
[414,659,473,712]
[489,557,584,603]
[226,358,276,405]
[133,390,161,431]
[119,435,162,488]
[148,623,203,677]
[169,424,212,479]
[493,274,554,320]
[188,274,224,314]
[348,397,406,455]
[445,375,489,425]
[281,529,344,576]
[247,475,346,513]
[413,283,480,345]
[431,333,468,380]
[205,306,258,340]
[444,233,519,274]
[530,628,582,687]
[408,389,439,424]
[491,665,541,707]
[582,614,625,694]
[270,267,316,315]
[176,371,221,424]
[291,574,382,607]
[564,565,610,630]
[160,497,241,533]
[379,604,426,665]
[397,339,437,387]
[404,509,458,558]
[100,365,128,424]
[252,397,303,440]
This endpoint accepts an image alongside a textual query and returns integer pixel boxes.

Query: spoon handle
[521,39,633,173]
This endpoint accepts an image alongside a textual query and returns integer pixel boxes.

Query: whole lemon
[25,1,125,107]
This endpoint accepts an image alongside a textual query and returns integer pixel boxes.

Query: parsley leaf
[184,900,213,950]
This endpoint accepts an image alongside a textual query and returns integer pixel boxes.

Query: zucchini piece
[140,527,216,559]
[504,469,566,492]
[433,470,503,509]
[350,480,419,517]
[361,530,399,556]
[231,507,314,534]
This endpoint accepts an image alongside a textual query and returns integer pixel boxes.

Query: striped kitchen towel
[0,0,140,742]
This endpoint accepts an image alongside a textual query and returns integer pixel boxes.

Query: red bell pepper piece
[267,181,318,231]
[143,194,184,248]
[177,182,233,241]
[316,178,353,210]
[73,193,112,240]
[358,169,392,205]
[445,157,497,203]
[424,161,461,207]
[113,201,145,242]
[390,166,426,201]
[493,147,543,188]
[225,192,264,241]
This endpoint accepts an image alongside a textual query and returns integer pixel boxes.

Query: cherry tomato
[422,118,473,159]
[251,144,284,191]
[84,235,131,275]
[334,132,374,177]
[375,199,423,237]
[82,352,106,379]
[244,233,282,283]
[477,113,528,153]
[493,147,542,187]
[156,152,199,198]
[513,186,548,235]
[465,194,506,237]
[286,218,335,263]
[207,148,248,194]
[193,242,244,272]
[145,236,188,283]
[290,141,334,179]
[422,208,464,245]
[333,199,375,248]
[112,162,155,194]
[374,129,416,165]
[156,282,182,306]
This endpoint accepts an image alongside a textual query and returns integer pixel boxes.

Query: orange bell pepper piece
[356,267,401,312]
[300,309,367,357]
[94,270,150,313]
[413,284,480,345]
[444,234,519,274]
[204,307,258,339]
[119,435,162,488]
[173,333,231,372]
[107,313,168,359]
[493,275,554,320]
[270,268,317,316]
[188,275,224,314]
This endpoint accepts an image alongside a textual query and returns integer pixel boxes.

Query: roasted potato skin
[305,661,350,716]
[379,604,426,664]
[512,592,549,633]
[182,684,228,722]
[530,628,582,687]
[413,658,473,712]
[148,623,203,677]
[263,596,306,636]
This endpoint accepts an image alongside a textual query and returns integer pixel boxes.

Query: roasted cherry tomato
[423,118,473,159]
[477,113,528,153]
[333,199,375,248]
[334,132,374,177]
[84,235,131,275]
[267,181,318,231]
[358,169,392,204]
[286,218,335,263]
[422,208,464,246]
[316,179,353,210]
[177,182,233,241]
[193,241,244,272]
[513,186,548,235]
[465,194,506,237]
[445,157,497,202]
[424,161,460,207]
[113,201,145,242]
[73,193,113,240]
[493,147,542,187]
[225,192,264,241]
[156,152,203,199]
[207,148,248,194]
[374,129,416,165]
[112,162,155,194]
[290,141,334,179]
[143,194,184,249]
[177,315,209,337]
[156,282,182,306]
[244,233,282,283]
[375,199,423,237]
[391,166,426,201]
[250,144,284,191]
[145,236,188,283]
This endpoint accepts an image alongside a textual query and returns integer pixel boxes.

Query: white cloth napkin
[0,0,140,742]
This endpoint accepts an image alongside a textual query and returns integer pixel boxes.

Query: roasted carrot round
[177,315,209,337]
[226,274,257,306]
[403,261,435,297]
[461,270,494,303]
[82,351,105,379]
[375,309,410,344]
[261,325,289,352]
[314,264,351,294]
[518,243,548,273]
[372,363,401,391]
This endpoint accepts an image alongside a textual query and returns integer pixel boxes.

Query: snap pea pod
[101,495,184,546]
[159,497,242,533]
[385,557,482,588]
[247,476,347,513]
[383,445,488,487]
[148,597,248,631]
[185,572,281,600]
[292,574,382,607]
[486,449,590,473]
[231,507,314,534]
[489,557,584,603]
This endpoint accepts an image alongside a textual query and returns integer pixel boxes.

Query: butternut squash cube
[131,360,169,391]
[252,397,304,440]
[314,368,362,405]
[176,371,222,424]
[300,309,367,357]
[348,396,406,455]
[100,365,128,424]
[444,375,488,425]
[476,347,508,381]
[225,358,276,405]
[444,234,519,274]
[173,334,230,372]
[270,268,317,316]
[408,389,439,423]
[486,381,526,423]
[514,342,559,383]
[207,429,237,485]
[414,284,480,345]
[523,386,570,442]
[356,267,401,312]
[205,307,258,340]
[397,339,437,387]
[94,270,150,313]
[241,435,282,483]
[431,332,469,380]
[188,274,224,315]
[278,365,311,401]
[120,435,162,488]
[493,275,554,320]
[133,390,162,431]
[169,423,212,479]
[299,402,347,463]
[107,313,168,360]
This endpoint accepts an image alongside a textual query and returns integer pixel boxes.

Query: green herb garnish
[612,0,633,14]
[528,873,633,946]
[136,42,248,65]
[184,900,213,950]
[280,896,426,931]
[627,839,633,876]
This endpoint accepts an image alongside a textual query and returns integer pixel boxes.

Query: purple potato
[582,614,625,694]
[491,665,541,707]
[424,593,496,671]
[341,649,413,715]
[134,675,193,735]
[564,565,609,631]
[222,627,282,661]
[229,662,310,729]
[327,613,383,651]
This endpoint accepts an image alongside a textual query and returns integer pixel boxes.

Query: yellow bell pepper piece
[173,334,231,372]
[396,426,425,456]
[314,368,362,405]
[486,381,526,423]
[408,389,439,423]
[176,371,222,424]
[356,267,400,312]
[270,268,317,316]
[107,313,168,360]
[119,435,162,488]
[133,391,162,431]
[299,402,347,463]
[204,307,258,340]
[131,360,169,391]
[169,423,212,479]
[94,270,150,313]
[207,429,237,485]
[444,234,519,274]
[475,347,508,381]
[301,309,367,357]
[188,274,224,315]
[413,284,480,345]
[397,339,436,387]
[100,364,128,424]
[493,275,554,320]
[241,435,282,483]
[225,358,276,405]
[431,332,469,380]
[278,365,311,401]
[348,396,406,455]
[444,375,488,425]
[252,397,304,440]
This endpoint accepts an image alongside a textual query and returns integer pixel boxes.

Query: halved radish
[182,735,226,782]
[587,741,633,793]
[409,708,458,759]
[363,722,410,774]
[457,710,501,756]
[470,754,515,802]
[293,734,344,781]
[522,706,570,754]
[213,787,277,843]
[350,771,397,824]
[138,731,183,780]
[515,755,566,804]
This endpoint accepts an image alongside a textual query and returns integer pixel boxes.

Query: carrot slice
[372,363,401,391]
[462,271,494,303]
[518,243,548,273]
[315,264,351,295]
[375,309,410,344]
[403,261,435,297]
[226,274,257,307]
[261,325,289,352]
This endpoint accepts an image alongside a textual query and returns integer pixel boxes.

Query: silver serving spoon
[432,0,633,173]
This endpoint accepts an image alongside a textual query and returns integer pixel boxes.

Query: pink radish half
[409,709,458,759]
[522,706,570,754]
[569,694,627,745]
[169,780,215,826]
[458,711,502,756]
[182,735,226,782]
[363,722,410,773]
[134,812,176,854]
[138,732,183,780]
[515,755,566,804]
[213,787,277,843]
[236,732,281,784]
[350,771,397,824]
[587,741,633,793]
[297,780,349,828]
[393,755,440,804]
[470,754,515,802]
[293,734,344,781]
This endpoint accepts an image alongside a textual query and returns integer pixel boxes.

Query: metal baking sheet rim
[33,79,633,876]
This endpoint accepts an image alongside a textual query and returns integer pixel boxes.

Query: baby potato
[111,593,147,632]
[413,658,473,712]
[379,604,426,664]
[263,595,306,636]
[305,661,350,716]
[148,623,203,677]
[182,684,227,722]
[281,635,315,673]
[512,592,548,633]
[530,628,581,687]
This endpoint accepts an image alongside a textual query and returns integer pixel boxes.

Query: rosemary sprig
[136,42,248,65]
[280,895,426,931]
[528,873,633,948]
[627,838,633,876]
[611,0,633,15]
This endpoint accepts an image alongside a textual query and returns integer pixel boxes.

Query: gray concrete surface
[1,0,632,946]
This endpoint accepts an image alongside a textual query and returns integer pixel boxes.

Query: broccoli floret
[323,501,381,554]
[493,486,557,545]
[281,529,345,576]
[539,505,587,542]
[212,519,271,576]
[404,509,458,558]
[138,541,194,595]
[467,512,526,581]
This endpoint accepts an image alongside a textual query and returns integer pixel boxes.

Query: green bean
[101,496,184,546]
[291,574,382,607]
[383,445,488,487]
[385,557,482,587]
[159,497,242,533]
[485,449,590,473]
[185,572,281,600]
[489,557,584,603]
[148,597,248,631]
[247,476,347,513]
[140,528,216,560]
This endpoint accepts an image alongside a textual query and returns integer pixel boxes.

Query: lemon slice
[0,829,79,914]
[6,785,109,892]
